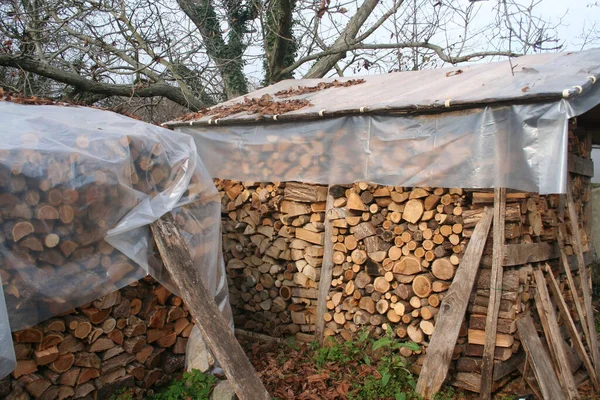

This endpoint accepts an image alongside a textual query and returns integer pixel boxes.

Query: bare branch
[281,41,521,78]
[0,53,206,111]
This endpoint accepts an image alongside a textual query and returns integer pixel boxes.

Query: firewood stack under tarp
[0,102,230,398]
[3,277,194,400]
[216,118,596,394]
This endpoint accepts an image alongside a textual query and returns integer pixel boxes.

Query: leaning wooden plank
[415,207,493,399]
[545,264,600,391]
[557,227,590,348]
[517,314,566,400]
[150,214,271,400]
[533,269,579,399]
[315,189,334,343]
[566,188,600,377]
[480,188,506,400]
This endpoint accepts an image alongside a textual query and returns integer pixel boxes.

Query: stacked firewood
[323,184,467,350]
[217,180,327,340]
[0,129,219,397]
[3,277,193,400]
[0,132,209,329]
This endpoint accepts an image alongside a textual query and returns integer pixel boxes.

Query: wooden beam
[150,214,271,400]
[315,189,334,344]
[517,314,566,400]
[568,154,594,177]
[416,207,493,399]
[501,242,559,266]
[545,264,600,391]
[566,188,600,378]
[533,269,579,399]
[480,188,505,400]
[481,241,592,268]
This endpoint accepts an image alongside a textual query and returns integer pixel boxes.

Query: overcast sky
[517,0,600,50]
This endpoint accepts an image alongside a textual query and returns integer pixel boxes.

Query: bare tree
[0,0,564,118]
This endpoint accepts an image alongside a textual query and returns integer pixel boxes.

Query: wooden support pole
[565,188,600,377]
[416,208,493,399]
[544,264,600,391]
[480,188,505,399]
[533,269,579,399]
[150,214,271,400]
[517,314,566,400]
[315,189,334,344]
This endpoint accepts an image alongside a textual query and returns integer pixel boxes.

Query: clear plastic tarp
[0,102,231,379]
[178,82,600,194]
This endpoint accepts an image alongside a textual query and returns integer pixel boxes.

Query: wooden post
[565,188,600,377]
[150,214,271,400]
[533,269,579,399]
[544,264,600,391]
[416,208,493,399]
[480,188,505,400]
[517,314,566,400]
[315,188,334,344]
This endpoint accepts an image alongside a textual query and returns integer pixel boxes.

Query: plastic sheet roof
[165,49,600,127]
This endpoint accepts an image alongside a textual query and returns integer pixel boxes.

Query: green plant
[434,386,457,400]
[149,369,217,400]
[110,388,135,400]
[312,327,422,399]
[351,327,420,400]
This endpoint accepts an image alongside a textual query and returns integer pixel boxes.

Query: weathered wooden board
[517,315,566,400]
[566,188,600,378]
[151,214,271,400]
[533,270,579,399]
[544,264,600,391]
[315,189,334,343]
[415,208,493,399]
[480,188,505,400]
[568,153,594,177]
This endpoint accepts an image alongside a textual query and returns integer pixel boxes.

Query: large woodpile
[0,132,209,329]
[2,277,194,400]
[216,119,595,393]
[0,129,217,398]
[217,180,327,341]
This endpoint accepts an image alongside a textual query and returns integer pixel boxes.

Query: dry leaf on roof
[176,94,312,122]
[0,89,149,122]
[275,79,365,98]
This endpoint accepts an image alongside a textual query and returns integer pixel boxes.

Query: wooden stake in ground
[316,189,335,343]
[517,314,566,400]
[150,214,271,400]
[480,188,505,400]
[416,208,493,399]
[533,269,579,399]
[565,188,600,377]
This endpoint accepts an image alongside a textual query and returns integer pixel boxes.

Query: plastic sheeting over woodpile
[0,102,231,378]
[170,50,600,194]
